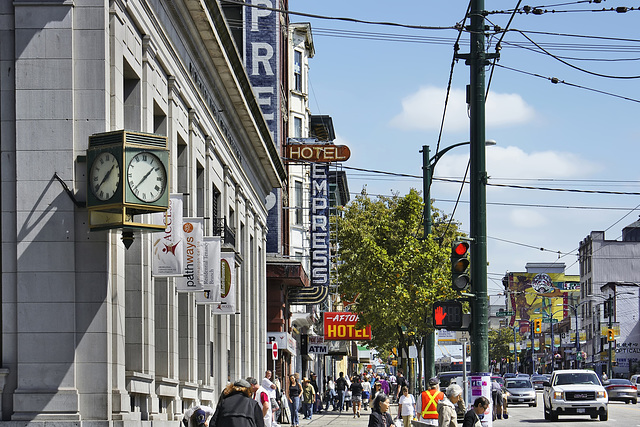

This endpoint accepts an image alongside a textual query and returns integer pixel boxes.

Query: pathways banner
[176,217,204,292]
[211,251,237,314]
[195,236,222,304]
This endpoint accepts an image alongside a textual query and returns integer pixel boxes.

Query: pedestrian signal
[534,318,542,334]
[433,301,463,329]
[607,328,615,341]
[451,241,471,291]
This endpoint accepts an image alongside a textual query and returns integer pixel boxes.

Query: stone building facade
[0,0,285,425]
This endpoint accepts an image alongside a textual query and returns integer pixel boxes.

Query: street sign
[433,301,463,329]
[272,341,278,360]
[542,318,558,323]
[496,311,514,317]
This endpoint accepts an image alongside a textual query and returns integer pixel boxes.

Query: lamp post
[421,140,496,384]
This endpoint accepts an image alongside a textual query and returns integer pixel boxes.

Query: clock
[126,151,167,203]
[89,151,121,201]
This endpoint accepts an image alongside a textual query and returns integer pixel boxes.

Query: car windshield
[506,380,532,389]
[554,373,600,386]
[531,376,546,381]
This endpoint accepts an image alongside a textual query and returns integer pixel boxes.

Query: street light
[421,140,496,384]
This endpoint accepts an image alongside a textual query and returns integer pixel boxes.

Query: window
[294,50,302,92]
[294,180,303,225]
[294,117,302,138]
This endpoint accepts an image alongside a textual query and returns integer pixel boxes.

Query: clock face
[90,152,121,201]
[127,152,167,203]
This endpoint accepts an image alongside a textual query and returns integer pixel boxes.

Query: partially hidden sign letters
[323,312,372,340]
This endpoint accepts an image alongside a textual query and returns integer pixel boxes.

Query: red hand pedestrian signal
[433,301,463,329]
[435,305,447,326]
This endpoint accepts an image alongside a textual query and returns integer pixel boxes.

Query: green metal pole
[469,0,490,374]
[422,145,436,385]
[608,295,613,379]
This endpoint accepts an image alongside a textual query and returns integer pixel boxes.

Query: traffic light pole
[467,0,494,374]
[608,294,613,379]
[423,146,435,386]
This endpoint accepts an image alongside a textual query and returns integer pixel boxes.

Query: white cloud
[508,208,548,228]
[389,86,535,132]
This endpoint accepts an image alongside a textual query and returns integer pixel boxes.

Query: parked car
[504,378,537,407]
[604,379,637,404]
[542,369,608,421]
[630,374,640,396]
[531,375,548,390]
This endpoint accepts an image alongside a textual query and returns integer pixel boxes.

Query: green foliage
[489,327,522,363]
[334,189,464,352]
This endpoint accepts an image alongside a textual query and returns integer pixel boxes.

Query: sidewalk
[280,404,398,426]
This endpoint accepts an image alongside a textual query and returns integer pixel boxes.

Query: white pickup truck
[542,369,608,421]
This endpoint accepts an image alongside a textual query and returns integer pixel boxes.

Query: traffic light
[533,318,542,334]
[451,241,471,291]
[433,300,463,329]
[607,328,615,341]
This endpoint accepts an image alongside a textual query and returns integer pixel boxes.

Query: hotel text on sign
[323,312,372,341]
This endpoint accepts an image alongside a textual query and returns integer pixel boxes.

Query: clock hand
[133,166,155,191]
[97,164,116,189]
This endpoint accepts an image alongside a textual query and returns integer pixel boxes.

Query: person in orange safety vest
[415,377,444,426]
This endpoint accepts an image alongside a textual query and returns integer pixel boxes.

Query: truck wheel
[599,411,608,421]
[550,409,558,422]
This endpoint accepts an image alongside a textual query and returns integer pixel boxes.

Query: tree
[334,189,463,388]
[489,327,523,373]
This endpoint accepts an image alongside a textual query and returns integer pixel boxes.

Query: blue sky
[289,0,640,295]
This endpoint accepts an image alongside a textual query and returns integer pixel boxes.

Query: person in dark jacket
[368,392,394,427]
[462,396,489,427]
[209,379,265,427]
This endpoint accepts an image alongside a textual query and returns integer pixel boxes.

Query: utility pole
[464,0,497,374]
[608,294,613,379]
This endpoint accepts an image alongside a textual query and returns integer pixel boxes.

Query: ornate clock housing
[86,130,170,234]
[90,151,121,201]
[126,151,167,203]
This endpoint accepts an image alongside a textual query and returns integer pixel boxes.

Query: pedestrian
[373,381,383,400]
[416,377,444,426]
[397,385,416,427]
[380,376,390,395]
[491,379,507,420]
[437,384,463,427]
[324,376,337,410]
[362,375,372,410]
[248,376,271,427]
[350,375,364,418]
[368,392,394,427]
[208,379,265,427]
[462,396,490,427]
[335,372,348,412]
[301,377,315,420]
[261,370,278,427]
[388,372,397,401]
[309,372,321,414]
[182,405,215,427]
[395,370,408,402]
[286,374,301,427]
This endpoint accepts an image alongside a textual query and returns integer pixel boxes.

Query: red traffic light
[453,241,469,256]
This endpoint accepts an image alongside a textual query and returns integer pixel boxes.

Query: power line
[219,0,457,30]
[494,63,640,103]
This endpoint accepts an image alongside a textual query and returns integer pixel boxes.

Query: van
[437,371,464,392]
[630,374,640,397]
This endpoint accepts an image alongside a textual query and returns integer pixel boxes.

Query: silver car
[505,378,537,407]
[605,379,637,404]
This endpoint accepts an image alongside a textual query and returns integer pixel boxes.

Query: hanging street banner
[176,218,204,292]
[311,163,329,287]
[323,312,372,341]
[211,251,236,314]
[195,236,222,304]
[152,194,184,277]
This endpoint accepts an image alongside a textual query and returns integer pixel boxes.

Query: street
[281,394,640,426]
